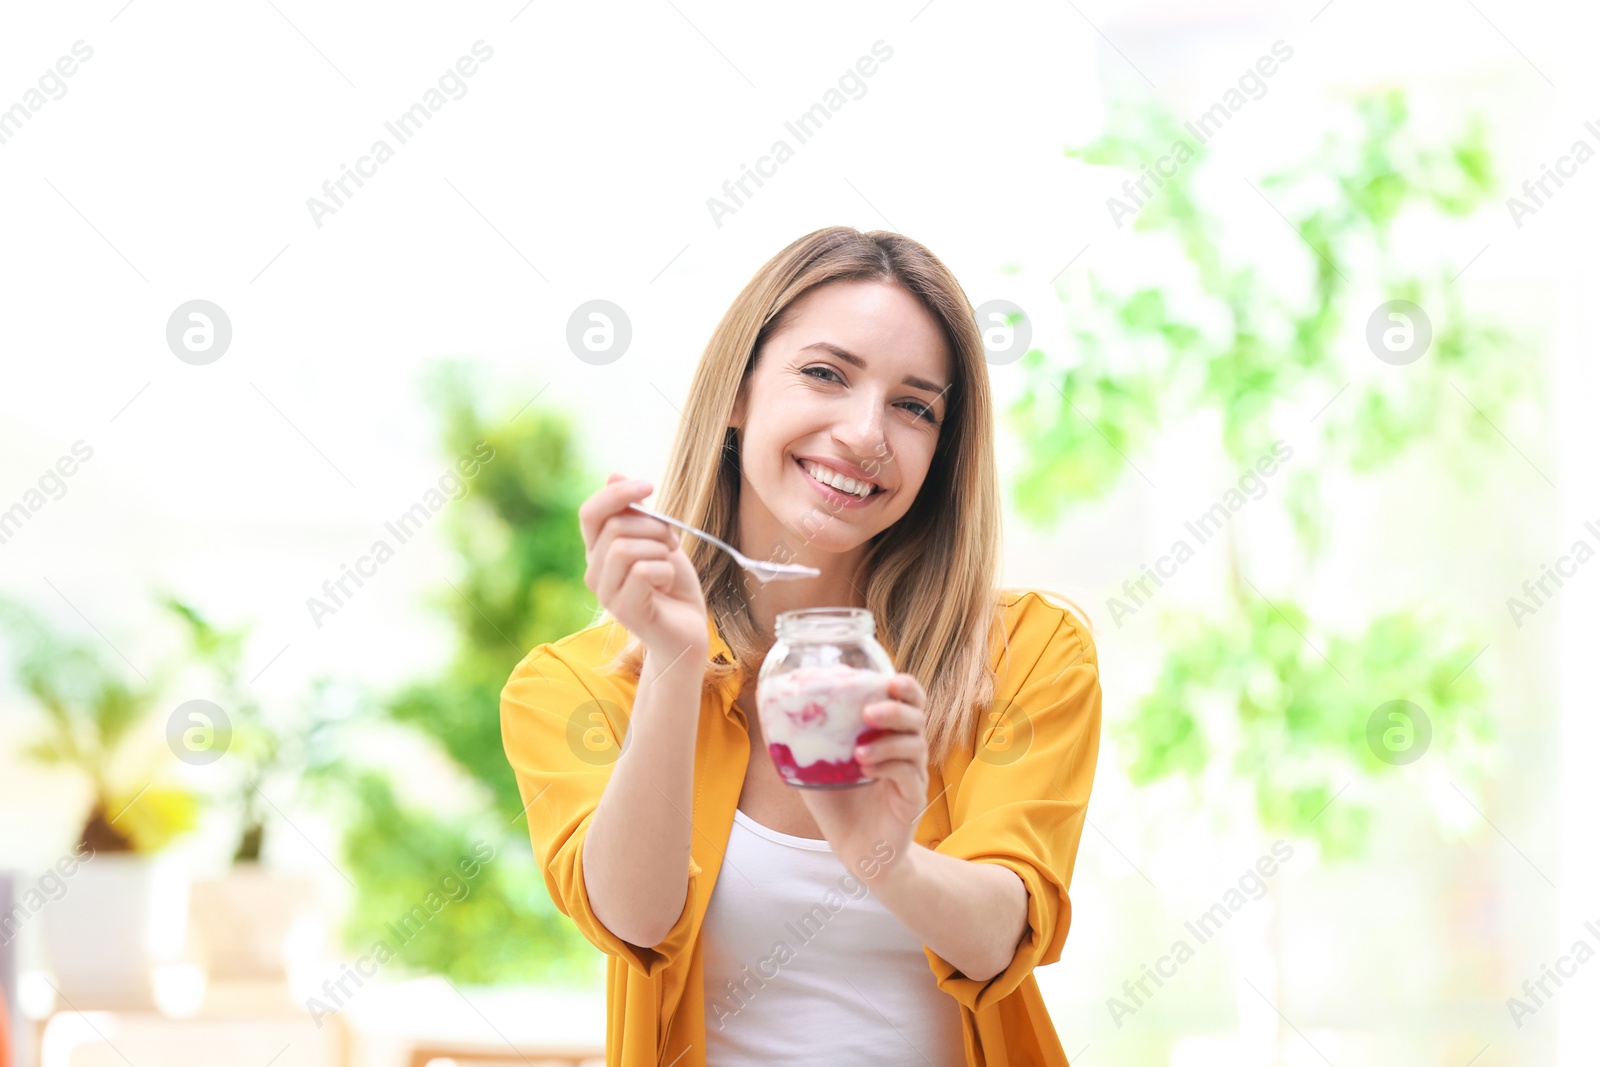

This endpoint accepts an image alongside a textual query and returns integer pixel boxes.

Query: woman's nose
[834,400,888,455]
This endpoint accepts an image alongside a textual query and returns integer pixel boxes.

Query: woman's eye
[802,366,939,424]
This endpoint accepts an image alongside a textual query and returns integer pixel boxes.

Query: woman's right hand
[579,473,709,660]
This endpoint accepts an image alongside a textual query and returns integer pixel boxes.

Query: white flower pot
[188,862,318,980]
[39,853,189,1007]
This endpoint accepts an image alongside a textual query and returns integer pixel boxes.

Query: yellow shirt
[500,589,1102,1066]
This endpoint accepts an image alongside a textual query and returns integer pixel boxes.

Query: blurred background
[1,0,1595,1064]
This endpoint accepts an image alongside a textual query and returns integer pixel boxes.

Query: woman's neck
[746,575,867,648]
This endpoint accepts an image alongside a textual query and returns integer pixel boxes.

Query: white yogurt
[757,665,891,780]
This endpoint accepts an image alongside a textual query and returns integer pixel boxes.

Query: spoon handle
[627,502,744,561]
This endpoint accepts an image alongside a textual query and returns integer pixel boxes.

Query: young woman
[501,226,1102,1066]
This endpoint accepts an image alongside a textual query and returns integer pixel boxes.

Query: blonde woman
[501,226,1102,1065]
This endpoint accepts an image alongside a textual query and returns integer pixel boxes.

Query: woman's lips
[795,457,881,508]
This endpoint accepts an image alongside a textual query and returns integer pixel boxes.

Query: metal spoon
[627,502,821,583]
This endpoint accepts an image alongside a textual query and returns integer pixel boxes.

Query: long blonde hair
[596,225,1094,770]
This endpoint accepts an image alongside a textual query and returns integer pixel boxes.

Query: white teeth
[802,460,874,497]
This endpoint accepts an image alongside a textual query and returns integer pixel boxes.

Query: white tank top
[702,808,967,1066]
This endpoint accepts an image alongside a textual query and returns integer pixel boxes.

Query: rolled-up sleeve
[500,644,703,977]
[924,605,1103,1013]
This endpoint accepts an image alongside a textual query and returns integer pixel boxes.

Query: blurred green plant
[0,597,200,854]
[306,361,601,985]
[159,594,340,864]
[1015,88,1519,859]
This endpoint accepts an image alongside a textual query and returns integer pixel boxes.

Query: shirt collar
[705,612,748,725]
[706,611,733,665]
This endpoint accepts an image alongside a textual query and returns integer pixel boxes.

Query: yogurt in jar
[757,664,892,787]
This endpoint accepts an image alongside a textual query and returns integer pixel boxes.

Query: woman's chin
[778,521,865,556]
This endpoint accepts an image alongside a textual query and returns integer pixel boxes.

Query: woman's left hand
[798,672,932,887]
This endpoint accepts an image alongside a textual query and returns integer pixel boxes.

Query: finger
[890,673,927,708]
[635,559,677,596]
[863,699,922,731]
[593,536,671,603]
[598,535,670,595]
[613,558,677,619]
[597,513,680,551]
[579,475,624,549]
[587,506,676,578]
[856,735,926,765]
[578,475,653,550]
[858,758,926,803]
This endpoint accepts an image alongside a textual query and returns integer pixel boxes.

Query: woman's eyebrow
[798,341,948,396]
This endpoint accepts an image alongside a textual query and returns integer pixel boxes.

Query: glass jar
[755,607,895,788]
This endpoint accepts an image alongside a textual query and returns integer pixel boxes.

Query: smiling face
[728,279,953,563]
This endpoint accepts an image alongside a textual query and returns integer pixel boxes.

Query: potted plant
[158,594,325,982]
[0,597,201,1007]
